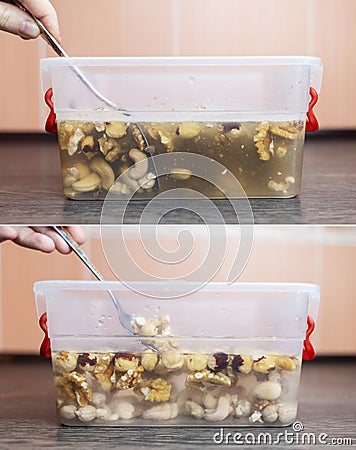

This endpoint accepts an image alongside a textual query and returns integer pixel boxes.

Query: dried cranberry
[208,352,229,372]
[231,354,244,373]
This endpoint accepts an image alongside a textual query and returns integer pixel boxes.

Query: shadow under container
[40,56,323,199]
[34,281,320,427]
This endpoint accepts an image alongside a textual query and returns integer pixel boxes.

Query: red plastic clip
[39,312,52,359]
[302,315,316,360]
[306,87,319,132]
[44,87,57,134]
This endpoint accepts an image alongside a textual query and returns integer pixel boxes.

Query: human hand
[0,226,86,254]
[0,0,60,40]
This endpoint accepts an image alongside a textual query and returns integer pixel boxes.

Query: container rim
[40,55,322,68]
[34,280,320,296]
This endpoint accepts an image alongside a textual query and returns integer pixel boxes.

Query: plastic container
[40,56,323,199]
[34,280,320,427]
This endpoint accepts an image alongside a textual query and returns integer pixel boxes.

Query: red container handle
[303,315,316,360]
[306,87,319,132]
[44,87,57,134]
[39,312,51,359]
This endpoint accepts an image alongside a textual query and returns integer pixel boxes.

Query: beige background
[0,0,355,131]
[0,225,355,355]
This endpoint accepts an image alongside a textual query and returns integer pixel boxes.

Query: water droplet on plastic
[97,319,104,327]
[188,76,195,84]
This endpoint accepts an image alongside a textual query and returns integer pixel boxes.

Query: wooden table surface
[0,356,355,450]
[0,132,355,225]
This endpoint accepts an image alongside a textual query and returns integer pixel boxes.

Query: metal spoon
[51,226,156,350]
[14,0,160,188]
[12,0,157,158]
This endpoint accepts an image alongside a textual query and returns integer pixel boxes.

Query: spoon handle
[11,0,68,56]
[52,226,104,281]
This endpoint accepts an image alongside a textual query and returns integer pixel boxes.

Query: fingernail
[19,20,40,39]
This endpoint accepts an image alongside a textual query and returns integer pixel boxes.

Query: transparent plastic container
[34,280,320,427]
[40,56,323,199]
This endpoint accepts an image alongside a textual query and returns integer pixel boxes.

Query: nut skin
[186,354,209,372]
[253,355,276,374]
[53,352,78,373]
[275,356,297,371]
[105,121,127,139]
[176,122,201,139]
[141,352,159,372]
[114,353,139,372]
[161,352,185,371]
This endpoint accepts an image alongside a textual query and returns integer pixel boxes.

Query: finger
[0,2,40,38]
[31,226,72,254]
[13,227,56,253]
[64,226,87,246]
[21,0,60,41]
[0,226,18,243]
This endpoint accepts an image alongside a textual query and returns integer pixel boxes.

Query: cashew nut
[128,148,149,179]
[142,403,178,420]
[116,401,142,419]
[235,399,252,418]
[202,392,218,409]
[204,394,232,422]
[278,403,297,423]
[177,389,203,415]
[59,404,77,420]
[267,176,295,193]
[253,381,281,401]
[91,392,107,407]
[138,172,156,190]
[262,404,279,423]
[75,405,97,422]
[90,157,115,191]
[72,172,101,192]
[185,400,204,419]
[96,406,119,421]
